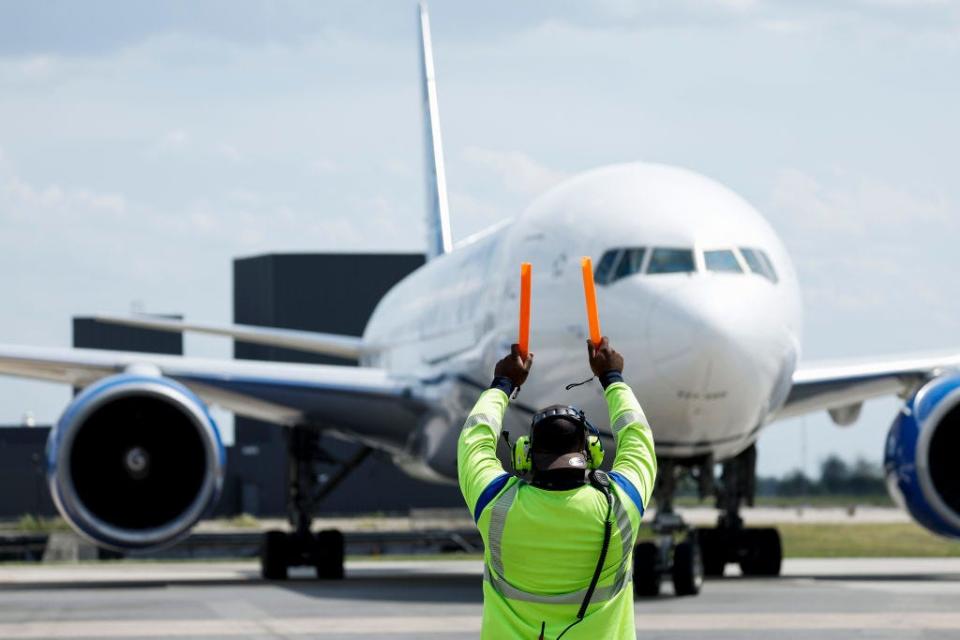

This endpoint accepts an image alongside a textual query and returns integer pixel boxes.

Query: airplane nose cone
[637,278,782,427]
[651,288,750,383]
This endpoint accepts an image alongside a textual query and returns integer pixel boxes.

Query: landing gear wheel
[738,528,782,576]
[633,542,661,597]
[671,539,703,596]
[261,530,289,580]
[314,529,345,580]
[697,529,726,577]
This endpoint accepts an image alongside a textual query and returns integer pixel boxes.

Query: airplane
[1,3,958,597]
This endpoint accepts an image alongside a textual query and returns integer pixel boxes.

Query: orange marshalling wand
[580,257,602,347]
[518,262,532,357]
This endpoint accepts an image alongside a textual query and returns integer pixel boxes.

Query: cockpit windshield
[594,247,646,285]
[739,247,778,283]
[615,248,646,280]
[647,248,695,274]
[593,249,620,285]
[704,249,742,273]
[593,246,775,284]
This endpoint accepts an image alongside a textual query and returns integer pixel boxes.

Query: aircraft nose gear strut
[260,426,372,580]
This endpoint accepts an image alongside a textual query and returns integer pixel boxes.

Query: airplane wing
[93,314,363,360]
[775,350,960,424]
[0,344,427,444]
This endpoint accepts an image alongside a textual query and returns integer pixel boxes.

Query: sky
[0,0,958,476]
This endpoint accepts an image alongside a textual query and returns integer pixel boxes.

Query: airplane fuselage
[363,162,803,481]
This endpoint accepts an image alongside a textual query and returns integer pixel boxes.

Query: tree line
[757,455,887,497]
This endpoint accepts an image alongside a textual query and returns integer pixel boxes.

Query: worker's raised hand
[494,343,534,389]
[587,336,624,376]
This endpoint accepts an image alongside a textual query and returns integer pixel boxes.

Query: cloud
[150,131,244,164]
[462,147,569,197]
[309,158,339,175]
[595,0,761,21]
[770,168,953,237]
[0,151,418,271]
[154,129,190,153]
[765,168,959,329]
[1,173,128,220]
[216,143,243,163]
[555,0,960,40]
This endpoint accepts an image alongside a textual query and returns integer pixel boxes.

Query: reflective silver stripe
[484,565,585,604]
[487,480,519,579]
[615,500,633,559]
[462,412,501,432]
[484,565,632,605]
[611,410,644,434]
[611,492,634,587]
[607,566,633,599]
[483,486,633,606]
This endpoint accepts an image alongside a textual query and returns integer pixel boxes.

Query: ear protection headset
[512,406,604,473]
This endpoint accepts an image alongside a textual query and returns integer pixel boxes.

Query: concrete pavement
[0,558,957,638]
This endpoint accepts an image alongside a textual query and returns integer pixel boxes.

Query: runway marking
[3,613,960,637]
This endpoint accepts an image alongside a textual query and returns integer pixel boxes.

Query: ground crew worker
[458,337,656,639]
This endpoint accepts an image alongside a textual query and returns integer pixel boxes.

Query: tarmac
[191,505,912,533]
[2,557,960,639]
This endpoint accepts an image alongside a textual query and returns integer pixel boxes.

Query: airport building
[0,253,464,520]
[229,253,464,516]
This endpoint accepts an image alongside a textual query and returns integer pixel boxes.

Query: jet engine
[885,374,960,538]
[46,374,224,551]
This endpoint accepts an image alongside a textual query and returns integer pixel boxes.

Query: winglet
[418,2,453,259]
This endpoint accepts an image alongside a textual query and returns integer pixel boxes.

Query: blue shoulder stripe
[473,473,512,524]
[609,471,645,516]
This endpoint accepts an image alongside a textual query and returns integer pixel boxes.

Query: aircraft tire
[672,539,704,596]
[738,528,782,577]
[261,530,289,580]
[697,529,726,577]
[314,529,345,580]
[633,541,661,597]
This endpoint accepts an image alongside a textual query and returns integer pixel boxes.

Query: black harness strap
[580,471,615,616]
[555,470,614,640]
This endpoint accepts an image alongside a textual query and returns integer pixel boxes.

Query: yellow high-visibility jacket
[458,381,657,639]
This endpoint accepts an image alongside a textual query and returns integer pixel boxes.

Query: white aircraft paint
[364,162,802,463]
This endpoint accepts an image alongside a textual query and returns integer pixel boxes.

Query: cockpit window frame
[738,247,778,283]
[756,249,779,284]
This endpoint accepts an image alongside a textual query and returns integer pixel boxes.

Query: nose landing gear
[698,525,782,577]
[632,445,782,596]
[699,444,783,577]
[632,511,704,597]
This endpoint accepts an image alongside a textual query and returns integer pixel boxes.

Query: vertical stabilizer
[418,3,452,259]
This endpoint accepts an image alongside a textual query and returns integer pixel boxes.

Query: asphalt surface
[1,558,959,639]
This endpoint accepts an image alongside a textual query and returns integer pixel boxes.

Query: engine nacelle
[46,374,224,551]
[885,374,960,539]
